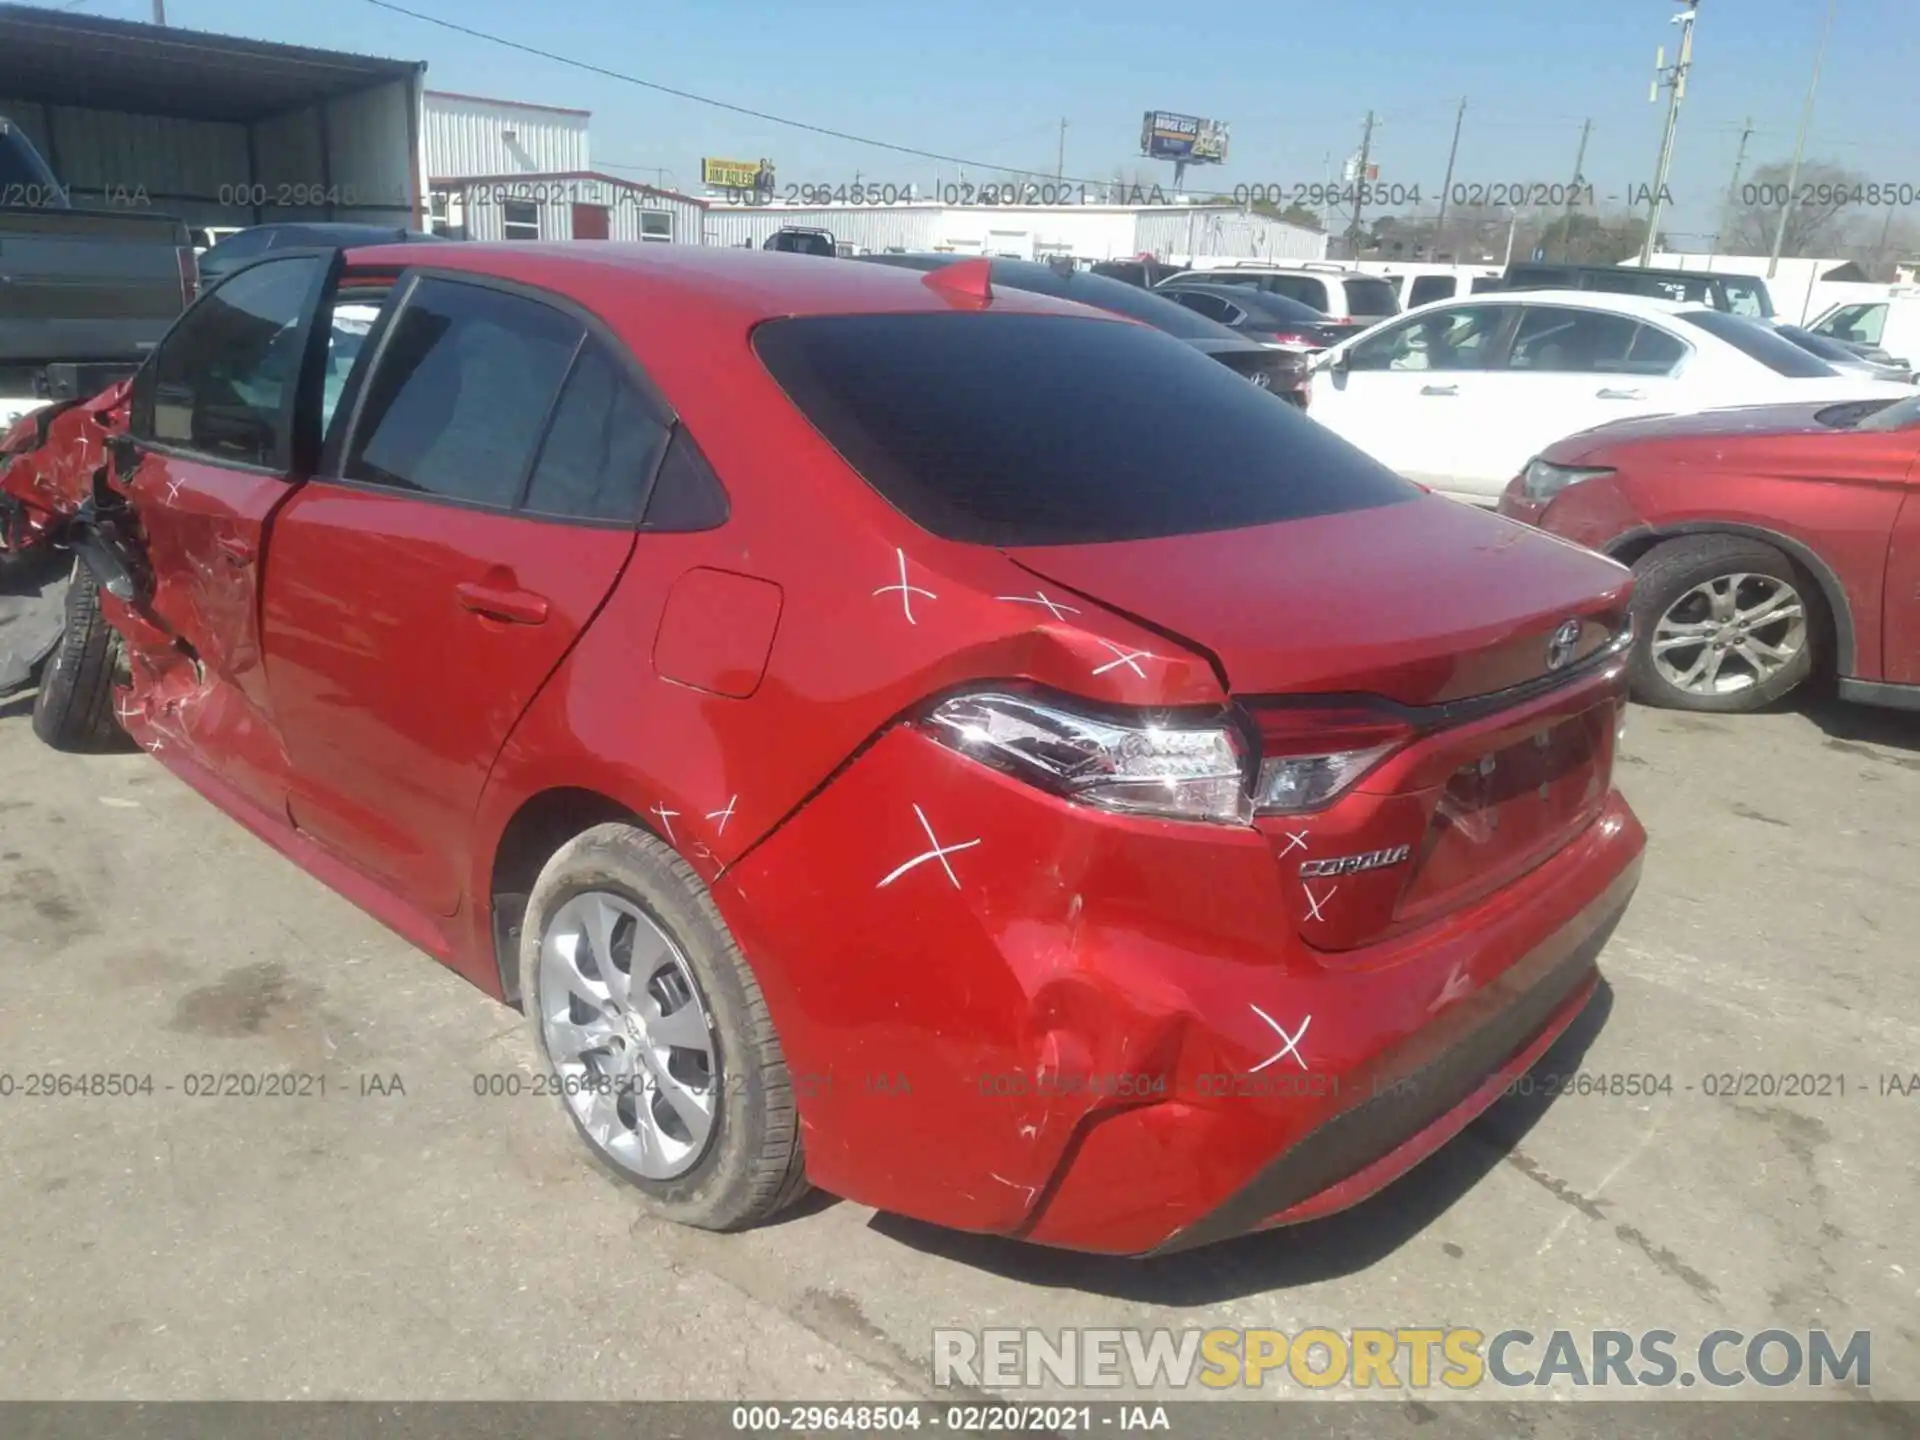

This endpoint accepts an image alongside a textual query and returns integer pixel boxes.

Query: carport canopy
[0,4,423,123]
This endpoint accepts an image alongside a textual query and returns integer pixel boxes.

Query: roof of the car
[1401,287,1694,319]
[345,241,1115,324]
[1180,264,1359,277]
[254,222,413,235]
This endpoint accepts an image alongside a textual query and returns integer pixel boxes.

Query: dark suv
[1499,263,1774,319]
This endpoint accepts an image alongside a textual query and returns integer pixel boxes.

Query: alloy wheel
[535,890,717,1180]
[1650,572,1807,698]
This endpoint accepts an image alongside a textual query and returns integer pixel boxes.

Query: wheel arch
[484,786,661,1007]
[1604,521,1857,676]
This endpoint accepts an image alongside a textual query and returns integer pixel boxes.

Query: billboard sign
[1140,112,1230,165]
[702,157,776,194]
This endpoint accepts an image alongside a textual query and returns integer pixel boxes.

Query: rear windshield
[1678,310,1839,378]
[1344,277,1401,317]
[753,313,1417,546]
[992,262,1234,340]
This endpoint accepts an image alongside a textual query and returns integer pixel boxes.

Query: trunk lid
[1005,494,1633,949]
[1005,493,1631,705]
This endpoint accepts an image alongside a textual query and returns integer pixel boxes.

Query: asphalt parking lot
[1,683,1917,1427]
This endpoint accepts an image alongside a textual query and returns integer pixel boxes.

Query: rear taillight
[923,690,1253,825]
[176,248,199,308]
[1264,330,1315,347]
[1246,705,1417,815]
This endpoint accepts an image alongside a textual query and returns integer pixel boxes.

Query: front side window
[639,210,673,242]
[1814,303,1888,347]
[344,277,583,506]
[753,312,1417,546]
[1347,304,1509,372]
[140,255,322,467]
[502,200,541,240]
[322,298,385,437]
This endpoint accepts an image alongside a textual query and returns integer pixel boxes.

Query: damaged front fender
[0,379,141,697]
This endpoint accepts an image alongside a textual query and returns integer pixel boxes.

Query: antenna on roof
[923,257,993,309]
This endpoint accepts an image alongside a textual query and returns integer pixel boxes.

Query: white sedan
[1306,289,1917,505]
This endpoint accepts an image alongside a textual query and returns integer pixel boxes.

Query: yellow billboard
[703,157,773,191]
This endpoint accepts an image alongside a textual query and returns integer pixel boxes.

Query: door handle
[214,533,255,564]
[1596,387,1645,400]
[455,581,550,625]
[1420,384,1459,396]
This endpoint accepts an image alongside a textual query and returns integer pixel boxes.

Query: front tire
[517,822,808,1230]
[31,562,128,752]
[1627,535,1818,713]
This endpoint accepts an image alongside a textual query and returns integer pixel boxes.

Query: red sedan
[0,244,1644,1255]
[1498,396,1920,714]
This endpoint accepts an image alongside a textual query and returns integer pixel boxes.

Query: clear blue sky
[80,0,1920,239]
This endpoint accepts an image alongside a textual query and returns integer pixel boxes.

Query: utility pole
[1769,0,1837,278]
[1558,118,1591,262]
[151,0,166,20]
[1429,98,1466,260]
[1056,118,1067,183]
[1347,110,1375,261]
[1709,116,1752,261]
[1640,0,1700,267]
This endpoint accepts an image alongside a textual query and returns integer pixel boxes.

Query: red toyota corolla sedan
[1497,395,1920,715]
[0,244,1645,1255]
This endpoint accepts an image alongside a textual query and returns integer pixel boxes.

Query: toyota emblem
[1546,619,1583,671]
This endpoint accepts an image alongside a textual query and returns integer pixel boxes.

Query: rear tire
[31,563,128,752]
[1627,535,1819,714]
[517,821,809,1231]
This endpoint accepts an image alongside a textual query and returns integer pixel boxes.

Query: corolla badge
[1546,618,1583,671]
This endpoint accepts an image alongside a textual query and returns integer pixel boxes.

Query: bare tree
[1722,159,1870,258]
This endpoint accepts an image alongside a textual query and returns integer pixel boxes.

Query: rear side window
[1170,291,1239,325]
[1506,306,1686,375]
[642,429,730,531]
[345,278,584,506]
[1343,277,1400,316]
[1719,277,1772,318]
[1678,310,1838,378]
[1408,275,1457,306]
[1258,275,1330,311]
[753,313,1417,546]
[522,338,670,522]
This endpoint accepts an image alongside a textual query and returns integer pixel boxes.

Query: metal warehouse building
[0,4,425,231]
[701,201,1328,264]
[424,91,704,245]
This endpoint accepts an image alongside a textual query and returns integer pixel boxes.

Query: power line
[366,0,1128,188]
